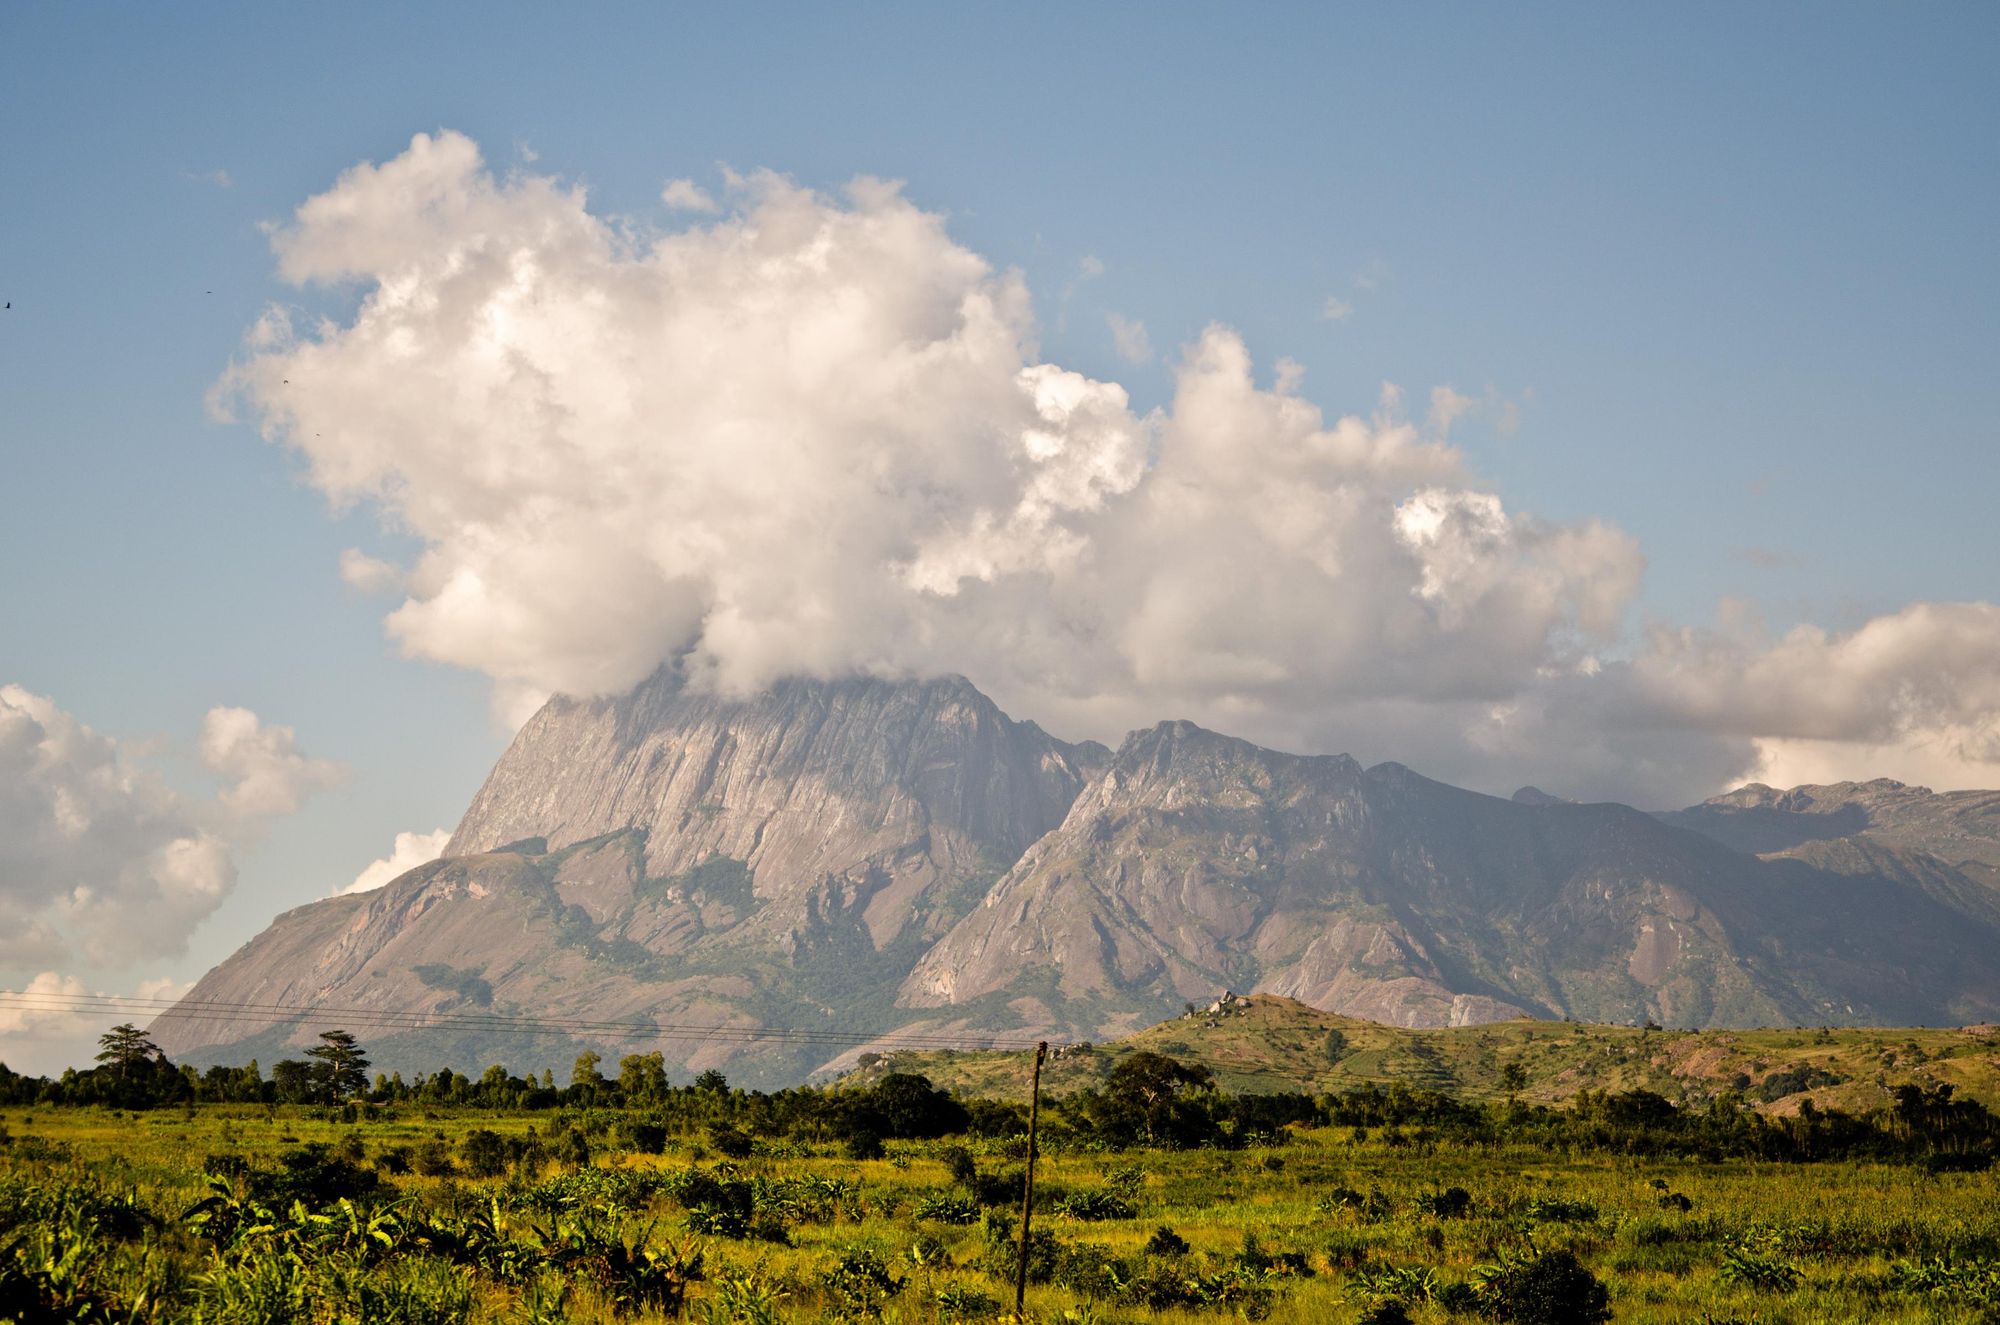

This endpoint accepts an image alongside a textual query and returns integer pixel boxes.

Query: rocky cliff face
[898,722,2000,1040]
[447,671,1107,956]
[157,677,2000,1083]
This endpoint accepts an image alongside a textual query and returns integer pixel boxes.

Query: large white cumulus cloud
[0,686,338,964]
[217,133,2000,804]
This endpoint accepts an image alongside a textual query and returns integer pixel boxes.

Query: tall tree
[303,1030,371,1101]
[95,1023,162,1080]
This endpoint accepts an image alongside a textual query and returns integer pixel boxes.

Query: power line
[0,989,1042,1054]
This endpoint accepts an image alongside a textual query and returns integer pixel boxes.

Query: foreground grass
[4,1102,1998,1323]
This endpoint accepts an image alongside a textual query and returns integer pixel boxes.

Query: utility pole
[1013,1040,1048,1320]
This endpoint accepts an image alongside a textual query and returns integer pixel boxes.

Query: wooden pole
[1013,1040,1048,1320]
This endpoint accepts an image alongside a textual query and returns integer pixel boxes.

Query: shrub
[622,1120,668,1154]
[707,1126,753,1159]
[1525,1196,1598,1223]
[824,1245,904,1317]
[1414,1186,1471,1218]
[411,1138,456,1178]
[1144,1225,1190,1257]
[1052,1189,1136,1222]
[1720,1244,1801,1292]
[933,1281,1001,1319]
[1477,1249,1612,1323]
[941,1145,978,1185]
[459,1129,510,1179]
[264,1143,381,1205]
[914,1190,981,1224]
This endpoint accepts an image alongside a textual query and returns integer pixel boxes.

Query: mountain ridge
[154,673,2000,1084]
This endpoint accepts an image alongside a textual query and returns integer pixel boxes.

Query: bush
[1525,1196,1598,1223]
[1478,1249,1611,1323]
[914,1190,981,1224]
[459,1129,510,1179]
[1144,1225,1190,1256]
[1414,1186,1471,1218]
[1720,1244,1801,1292]
[708,1126,753,1159]
[941,1145,978,1185]
[824,1246,904,1317]
[411,1138,456,1178]
[263,1143,381,1205]
[1052,1189,1136,1221]
[623,1120,668,1154]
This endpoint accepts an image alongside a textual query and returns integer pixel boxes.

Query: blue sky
[2,3,1996,1064]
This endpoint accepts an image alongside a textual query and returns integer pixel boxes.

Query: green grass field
[4,1089,1998,1323]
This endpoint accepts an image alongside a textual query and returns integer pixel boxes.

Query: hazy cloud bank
[217,132,2000,805]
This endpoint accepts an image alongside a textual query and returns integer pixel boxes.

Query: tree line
[3,1028,1996,1170]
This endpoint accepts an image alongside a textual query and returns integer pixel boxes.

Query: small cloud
[1107,313,1152,364]
[516,141,540,164]
[341,828,452,895]
[1320,295,1354,322]
[199,707,346,825]
[1077,255,1105,280]
[339,548,404,594]
[1428,385,1476,436]
[188,168,233,190]
[661,178,719,213]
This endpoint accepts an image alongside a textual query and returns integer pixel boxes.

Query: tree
[693,1068,729,1094]
[303,1030,371,1101]
[618,1052,669,1104]
[1093,1051,1218,1147]
[272,1058,314,1104]
[571,1050,605,1092]
[1502,1063,1529,1097]
[96,1024,163,1080]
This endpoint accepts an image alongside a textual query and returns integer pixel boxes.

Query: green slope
[854,995,2000,1113]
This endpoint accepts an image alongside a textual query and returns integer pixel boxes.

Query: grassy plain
[4,1089,1999,1323]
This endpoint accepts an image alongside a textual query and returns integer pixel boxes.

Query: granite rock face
[447,671,1108,955]
[899,721,2000,1040]
[157,676,2000,1083]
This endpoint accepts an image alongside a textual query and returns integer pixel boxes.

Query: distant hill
[852,993,2000,1117]
[154,673,2000,1086]
[1658,778,2000,891]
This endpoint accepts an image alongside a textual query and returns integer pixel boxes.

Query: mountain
[152,673,1106,1087]
[1658,779,2000,891]
[898,721,2000,1043]
[154,675,2000,1085]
